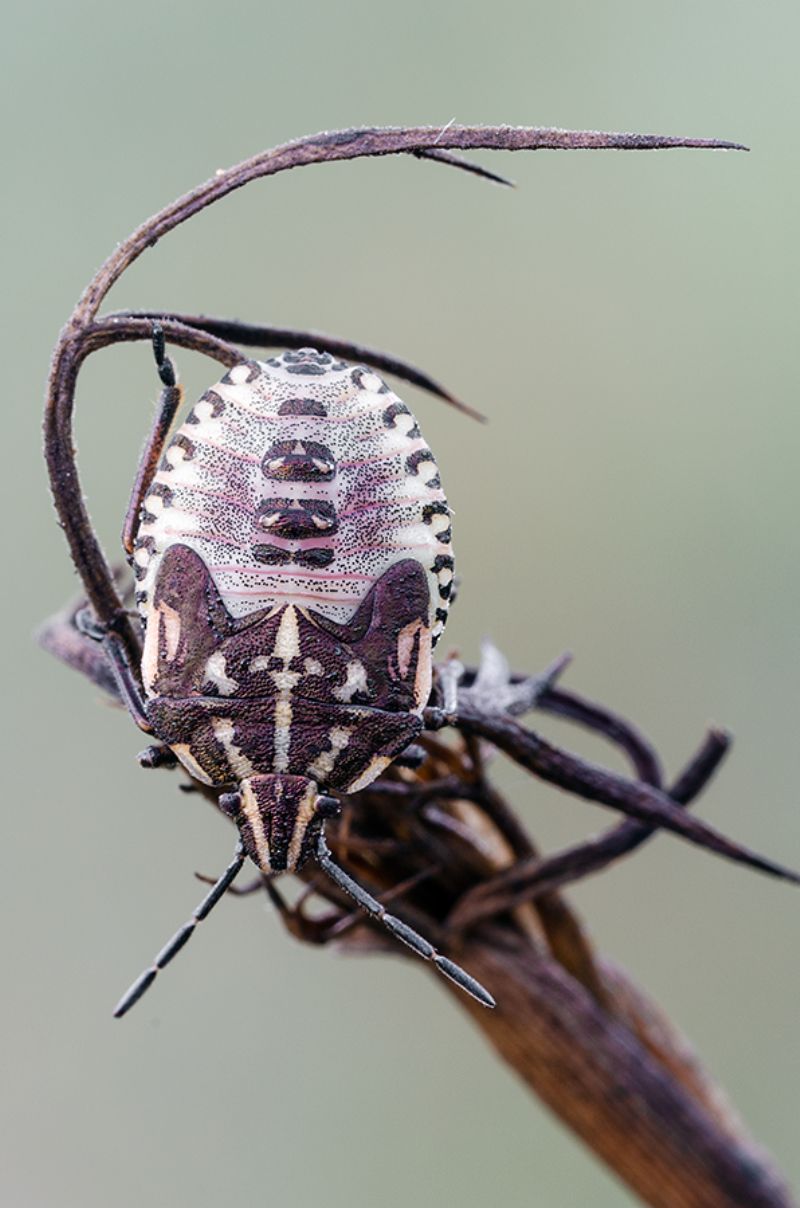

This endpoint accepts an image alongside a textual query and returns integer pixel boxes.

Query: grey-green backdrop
[3,2,798,1205]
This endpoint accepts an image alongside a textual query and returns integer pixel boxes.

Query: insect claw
[74,607,107,642]
[422,706,451,731]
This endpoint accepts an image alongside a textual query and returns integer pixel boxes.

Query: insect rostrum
[46,124,793,1023]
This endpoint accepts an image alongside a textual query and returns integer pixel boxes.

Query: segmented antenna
[315,830,495,1008]
[113,840,245,1018]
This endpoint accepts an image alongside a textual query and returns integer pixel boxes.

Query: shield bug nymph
[107,337,491,1015]
[43,125,742,1019]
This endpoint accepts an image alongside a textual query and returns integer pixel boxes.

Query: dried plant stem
[457,940,793,1208]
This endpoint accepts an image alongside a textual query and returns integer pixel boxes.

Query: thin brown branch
[449,727,732,929]
[105,310,484,419]
[451,706,798,884]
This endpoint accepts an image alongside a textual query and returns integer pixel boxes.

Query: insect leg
[121,323,184,556]
[261,878,337,945]
[392,743,427,770]
[137,745,179,769]
[74,613,153,734]
[36,600,124,702]
[315,833,495,1008]
[113,839,246,1018]
[194,869,265,896]
[438,658,464,717]
[38,586,162,742]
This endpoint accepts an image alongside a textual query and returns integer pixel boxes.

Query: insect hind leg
[37,598,124,702]
[315,833,495,1008]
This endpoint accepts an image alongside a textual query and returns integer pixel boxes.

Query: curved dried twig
[105,309,483,419]
[449,726,732,929]
[43,123,746,668]
[450,705,798,884]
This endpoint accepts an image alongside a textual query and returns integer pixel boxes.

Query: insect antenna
[315,830,495,1009]
[113,840,245,1018]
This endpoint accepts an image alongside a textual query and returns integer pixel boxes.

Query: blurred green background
[3,1,798,1204]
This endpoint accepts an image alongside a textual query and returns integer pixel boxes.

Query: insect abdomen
[133,349,454,639]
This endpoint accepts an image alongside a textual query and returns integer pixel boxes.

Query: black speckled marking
[203,389,227,415]
[406,449,440,487]
[383,401,421,437]
[432,553,454,602]
[262,439,336,483]
[422,501,448,523]
[170,434,195,461]
[286,362,327,376]
[295,547,335,569]
[278,397,328,417]
[282,348,348,376]
[253,544,294,565]
[133,535,157,580]
[147,481,174,504]
[257,498,338,540]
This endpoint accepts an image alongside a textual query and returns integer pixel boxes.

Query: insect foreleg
[137,745,179,770]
